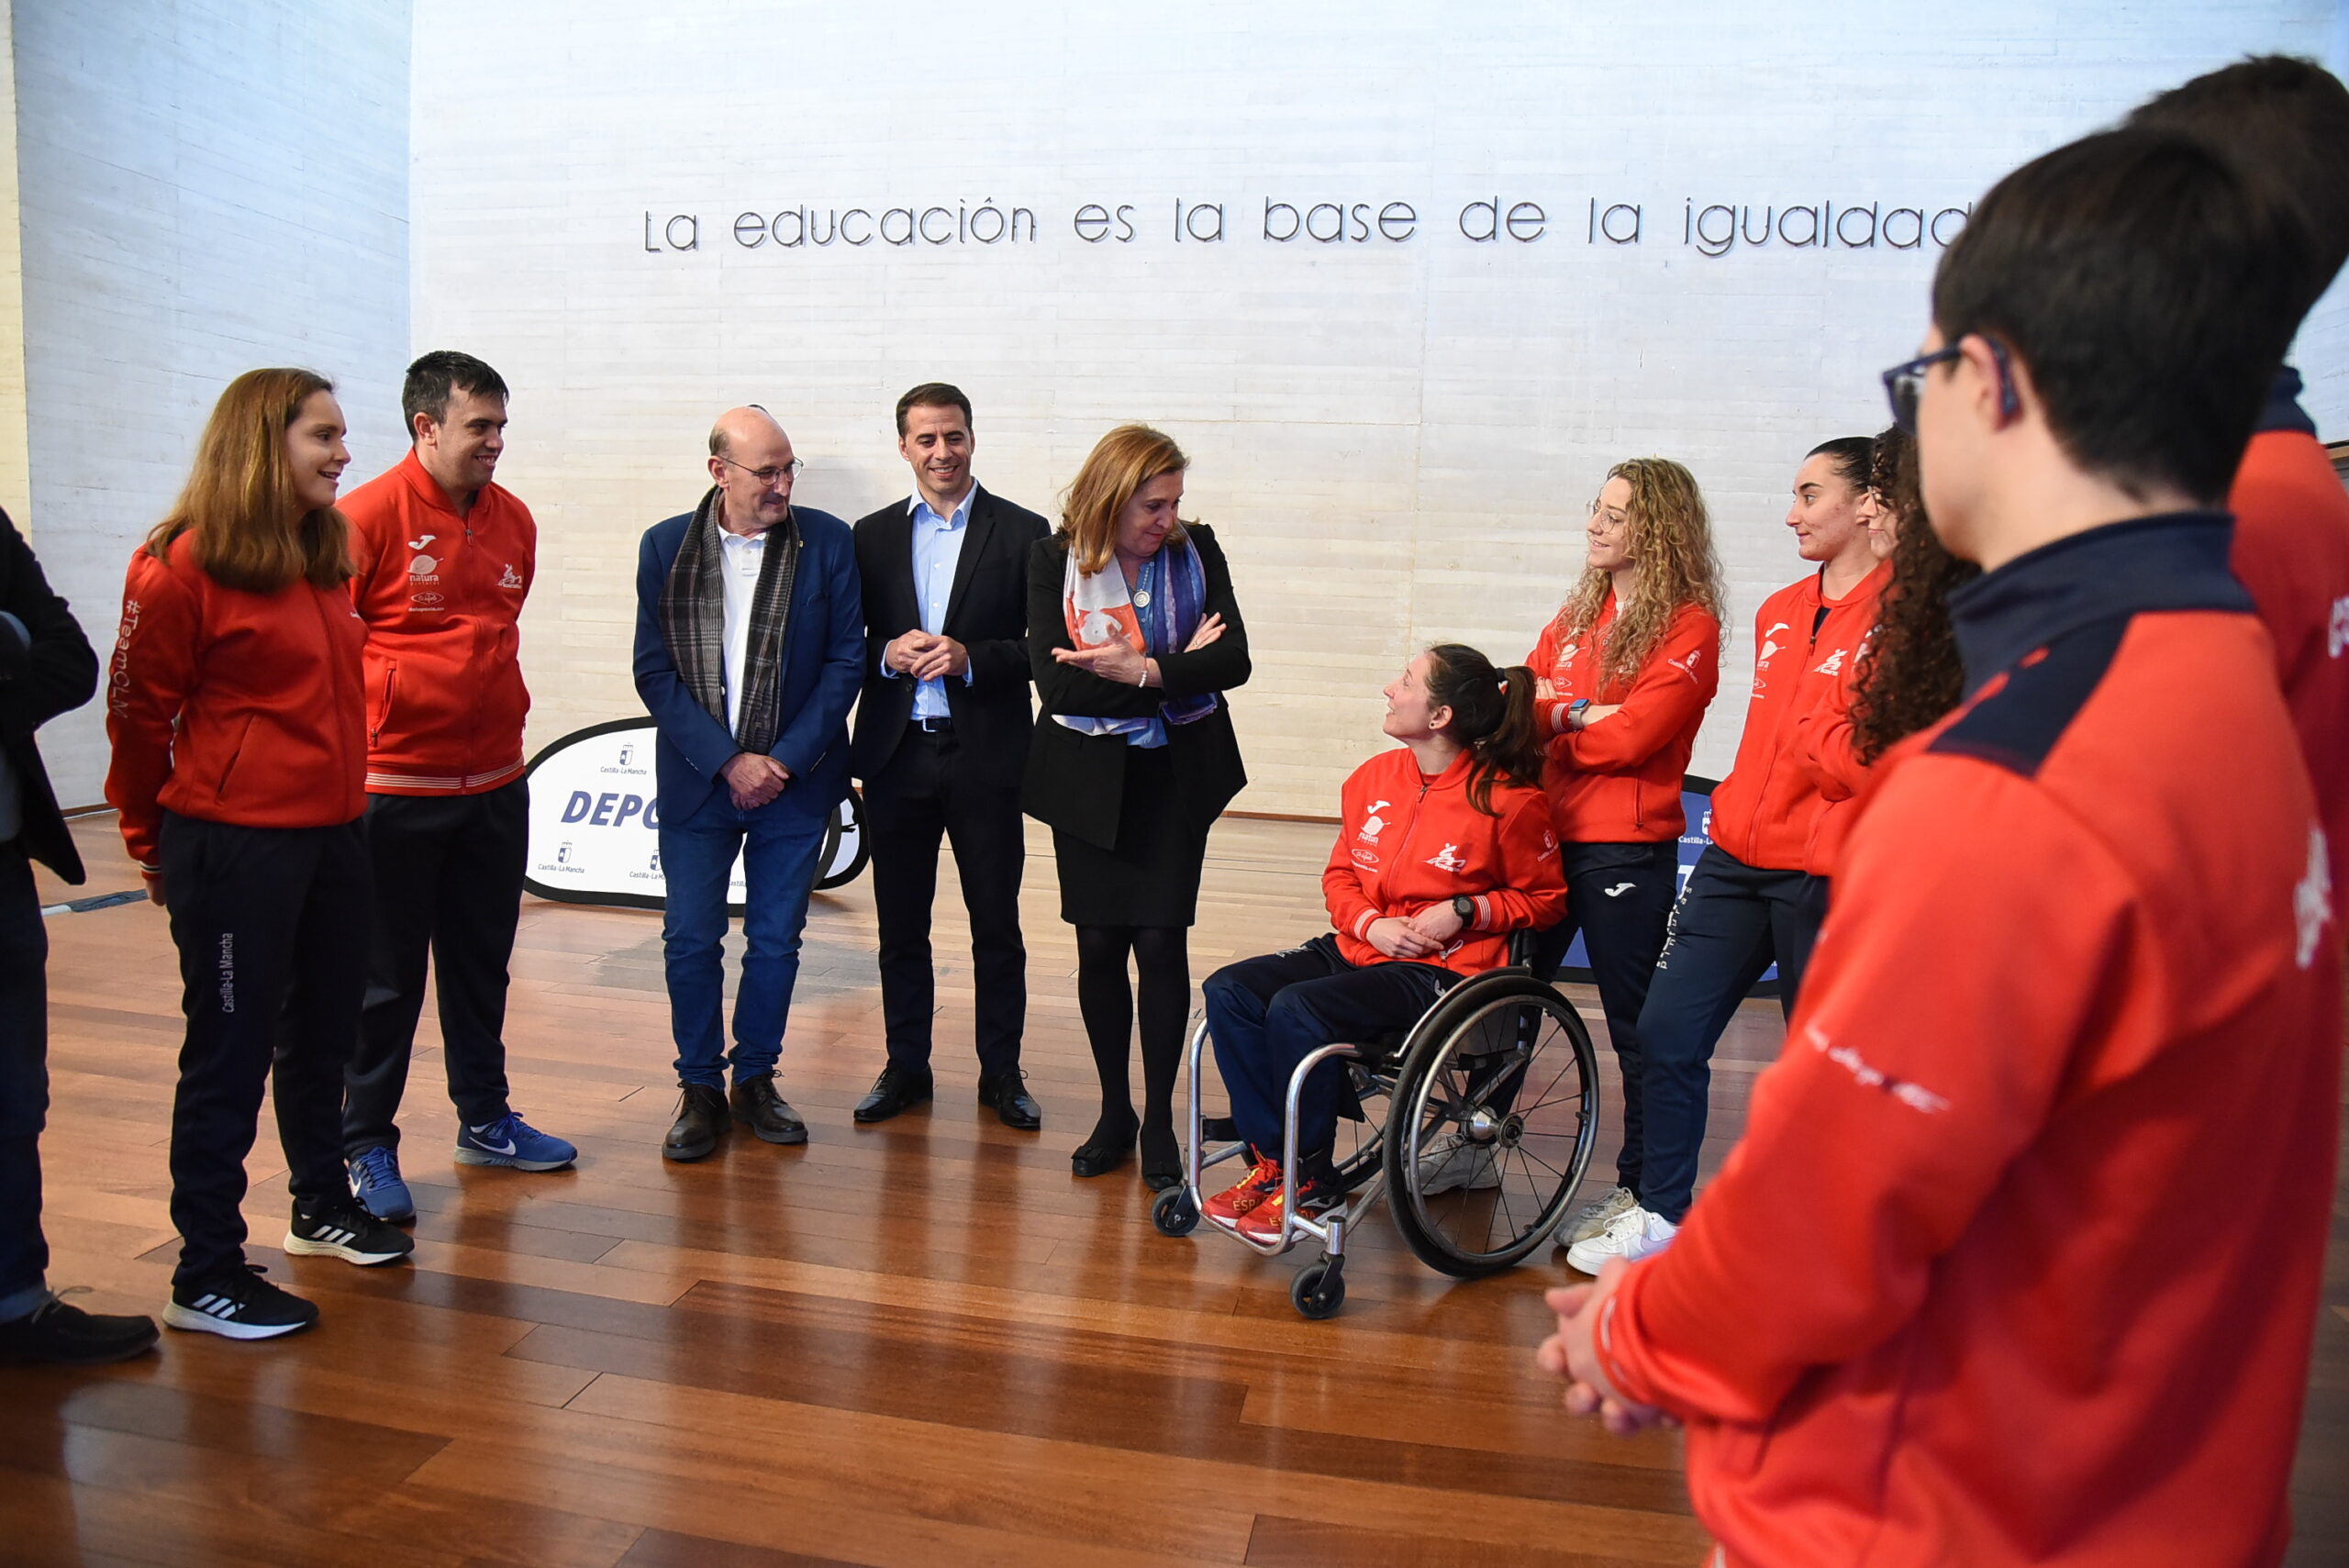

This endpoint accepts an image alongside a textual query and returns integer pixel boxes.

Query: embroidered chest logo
[408,553,440,580]
[1557,641,1579,671]
[1812,648,1847,676]
[407,534,436,550]
[1756,621,1788,668]
[1357,801,1391,843]
[1425,842,1468,873]
[2328,594,2349,658]
[2296,824,2334,971]
[499,563,524,590]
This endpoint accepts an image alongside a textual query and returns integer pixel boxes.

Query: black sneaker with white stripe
[284,1198,416,1266]
[163,1263,319,1340]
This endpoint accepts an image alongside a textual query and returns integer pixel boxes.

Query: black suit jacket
[849,484,1052,789]
[0,510,97,884]
[1021,523,1251,851]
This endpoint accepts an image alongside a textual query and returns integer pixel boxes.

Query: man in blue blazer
[633,406,863,1161]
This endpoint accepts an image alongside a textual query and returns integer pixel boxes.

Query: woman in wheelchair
[1198,643,1566,1241]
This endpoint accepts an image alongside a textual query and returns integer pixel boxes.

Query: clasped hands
[1533,1260,1675,1438]
[1051,612,1226,685]
[885,630,969,683]
[1363,898,1466,960]
[720,751,791,810]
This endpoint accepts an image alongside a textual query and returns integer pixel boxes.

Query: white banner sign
[522,718,865,911]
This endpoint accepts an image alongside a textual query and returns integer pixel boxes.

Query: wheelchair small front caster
[1152,1186,1200,1237]
[1291,1259,1346,1319]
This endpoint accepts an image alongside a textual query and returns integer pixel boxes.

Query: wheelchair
[1150,932,1601,1318]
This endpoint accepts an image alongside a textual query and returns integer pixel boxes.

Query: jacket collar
[396,448,479,519]
[1947,510,2248,687]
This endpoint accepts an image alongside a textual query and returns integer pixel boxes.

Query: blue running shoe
[454,1113,577,1172]
[347,1145,415,1223]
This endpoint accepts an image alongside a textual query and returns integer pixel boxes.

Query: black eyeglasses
[720,456,804,487]
[1881,339,2014,434]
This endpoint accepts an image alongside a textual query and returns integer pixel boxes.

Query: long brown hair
[1849,426,1981,762]
[1059,423,1188,575]
[144,368,355,593]
[1552,457,1725,691]
[1423,643,1546,816]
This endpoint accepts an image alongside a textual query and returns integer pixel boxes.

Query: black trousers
[1529,840,1681,1195]
[161,813,370,1288]
[864,727,1027,1077]
[342,781,526,1155]
[1631,843,1829,1222]
[0,844,49,1313]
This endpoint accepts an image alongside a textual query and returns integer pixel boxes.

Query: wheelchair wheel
[1291,1260,1345,1319]
[1383,973,1599,1278]
[1152,1186,1200,1237]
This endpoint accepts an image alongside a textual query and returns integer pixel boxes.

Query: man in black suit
[0,511,158,1365]
[849,384,1049,1129]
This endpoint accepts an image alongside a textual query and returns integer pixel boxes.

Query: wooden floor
[8,812,2345,1568]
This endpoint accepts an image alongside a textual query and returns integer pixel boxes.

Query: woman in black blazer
[1025,425,1250,1188]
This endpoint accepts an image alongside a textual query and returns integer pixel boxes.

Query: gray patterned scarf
[658,485,801,757]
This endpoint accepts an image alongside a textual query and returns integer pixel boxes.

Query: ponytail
[1423,643,1548,815]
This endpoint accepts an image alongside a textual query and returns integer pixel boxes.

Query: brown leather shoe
[662,1084,729,1162]
[729,1073,808,1145]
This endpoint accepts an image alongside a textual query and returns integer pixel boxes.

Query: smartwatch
[1452,895,1475,925]
[1568,697,1592,729]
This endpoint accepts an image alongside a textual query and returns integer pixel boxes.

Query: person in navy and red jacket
[106,369,417,1344]
[1539,128,2336,1568]
[1502,457,1723,1251]
[338,351,574,1227]
[1198,644,1564,1242]
[1563,435,1887,1276]
[2131,56,2349,930]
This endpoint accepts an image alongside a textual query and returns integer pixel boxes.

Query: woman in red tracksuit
[1508,458,1724,1248]
[106,368,413,1344]
[1198,643,1566,1241]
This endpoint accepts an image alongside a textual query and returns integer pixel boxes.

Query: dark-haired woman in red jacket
[107,368,414,1343]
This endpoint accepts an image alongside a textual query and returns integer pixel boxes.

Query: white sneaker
[1564,1205,1677,1274]
[1414,1131,1501,1194]
[1556,1184,1639,1248]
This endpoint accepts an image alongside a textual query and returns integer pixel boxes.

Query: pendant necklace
[1132,556,1154,610]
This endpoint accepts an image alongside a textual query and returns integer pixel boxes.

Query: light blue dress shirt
[892,485,976,722]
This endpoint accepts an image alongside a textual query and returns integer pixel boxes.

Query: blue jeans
[1631,844,1828,1223]
[660,786,829,1089]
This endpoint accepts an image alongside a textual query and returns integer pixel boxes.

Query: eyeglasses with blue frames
[1881,339,2015,434]
[719,456,804,487]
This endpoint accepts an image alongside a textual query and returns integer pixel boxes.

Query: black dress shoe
[1071,1111,1138,1177]
[662,1084,729,1162]
[729,1073,809,1145]
[1140,1120,1184,1192]
[0,1293,159,1366]
[853,1063,934,1124]
[977,1069,1043,1130]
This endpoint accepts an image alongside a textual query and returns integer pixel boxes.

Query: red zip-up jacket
[343,450,535,795]
[104,533,368,877]
[1787,620,1875,874]
[1594,515,2338,1568]
[2231,373,2348,909]
[1707,563,1884,872]
[1525,595,1721,841]
[1323,748,1565,973]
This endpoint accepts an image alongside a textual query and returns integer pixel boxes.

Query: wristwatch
[1568,697,1592,729]
[1452,895,1475,925]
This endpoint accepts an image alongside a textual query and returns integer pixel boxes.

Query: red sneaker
[1236,1173,1342,1244]
[1203,1151,1283,1229]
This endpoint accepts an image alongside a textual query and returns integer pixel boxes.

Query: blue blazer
[632,505,864,825]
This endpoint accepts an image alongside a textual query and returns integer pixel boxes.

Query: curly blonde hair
[1552,457,1725,690]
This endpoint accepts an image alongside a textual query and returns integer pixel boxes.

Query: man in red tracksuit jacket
[2131,56,2349,918]
[1540,128,2335,1568]
[339,352,573,1223]
[1564,440,1885,1273]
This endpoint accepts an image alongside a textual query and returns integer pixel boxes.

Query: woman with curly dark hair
[1793,426,1982,865]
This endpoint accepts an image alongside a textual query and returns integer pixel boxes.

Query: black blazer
[0,510,97,884]
[1022,523,1251,851]
[849,484,1052,789]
